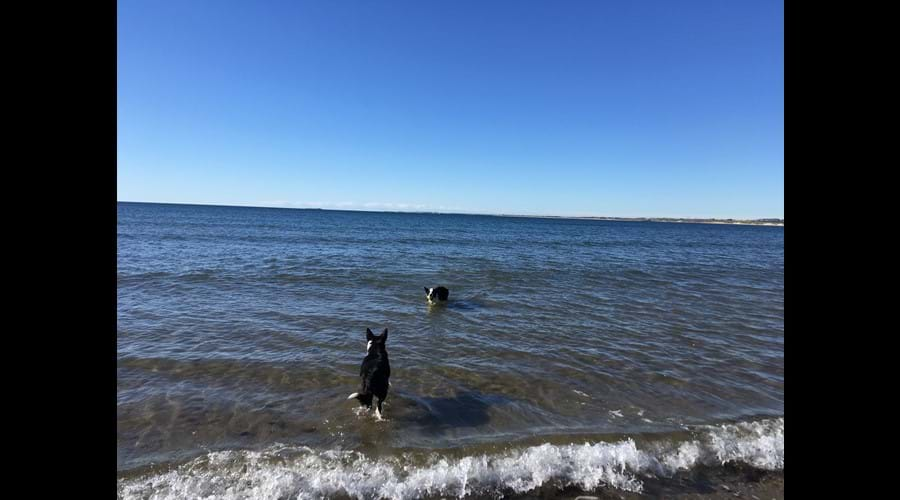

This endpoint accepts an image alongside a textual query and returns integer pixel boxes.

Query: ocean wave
[118,418,782,499]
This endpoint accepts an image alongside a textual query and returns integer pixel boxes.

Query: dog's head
[425,286,448,303]
[365,328,388,354]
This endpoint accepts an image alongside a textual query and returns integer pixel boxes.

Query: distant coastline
[513,215,785,226]
[117,201,783,227]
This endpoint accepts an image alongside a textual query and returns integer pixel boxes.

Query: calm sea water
[117,202,784,499]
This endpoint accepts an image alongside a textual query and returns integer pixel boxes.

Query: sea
[117,201,784,499]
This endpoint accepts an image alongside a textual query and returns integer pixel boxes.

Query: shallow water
[117,202,783,497]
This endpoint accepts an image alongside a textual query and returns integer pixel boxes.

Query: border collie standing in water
[424,286,449,304]
[347,328,390,419]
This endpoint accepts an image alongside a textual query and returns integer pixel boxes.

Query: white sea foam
[118,418,783,500]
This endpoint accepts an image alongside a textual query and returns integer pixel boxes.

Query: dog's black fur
[348,328,390,418]
[425,286,449,303]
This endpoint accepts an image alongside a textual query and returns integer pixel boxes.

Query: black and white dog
[424,286,449,304]
[347,328,391,419]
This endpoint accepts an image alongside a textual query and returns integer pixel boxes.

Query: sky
[117,0,783,219]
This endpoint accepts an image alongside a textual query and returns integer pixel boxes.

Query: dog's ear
[366,328,375,341]
[424,287,429,293]
[380,328,388,342]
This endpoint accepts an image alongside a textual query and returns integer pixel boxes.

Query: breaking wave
[118,418,782,499]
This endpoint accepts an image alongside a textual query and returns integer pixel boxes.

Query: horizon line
[116,200,784,223]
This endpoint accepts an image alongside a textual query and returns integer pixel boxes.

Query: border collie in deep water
[425,286,449,304]
[347,328,390,419]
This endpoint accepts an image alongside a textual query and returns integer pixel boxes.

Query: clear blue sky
[118,0,783,219]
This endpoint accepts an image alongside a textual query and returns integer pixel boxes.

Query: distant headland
[520,216,784,226]
[118,202,783,226]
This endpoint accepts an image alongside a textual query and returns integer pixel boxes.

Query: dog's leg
[375,399,384,420]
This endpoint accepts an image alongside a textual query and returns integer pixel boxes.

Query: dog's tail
[347,392,374,406]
